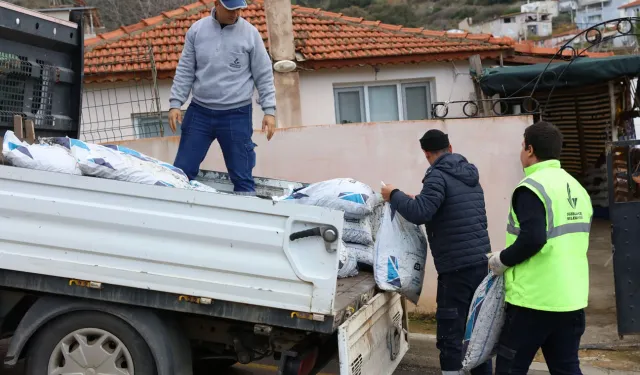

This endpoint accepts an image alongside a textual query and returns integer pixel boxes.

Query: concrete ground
[3,334,629,375]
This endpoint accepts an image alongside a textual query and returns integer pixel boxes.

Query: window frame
[365,83,401,122]
[334,87,366,124]
[334,80,433,124]
[401,82,432,121]
[132,110,185,139]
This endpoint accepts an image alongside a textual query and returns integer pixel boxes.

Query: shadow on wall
[110,116,531,312]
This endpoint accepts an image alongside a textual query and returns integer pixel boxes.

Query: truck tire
[25,311,156,375]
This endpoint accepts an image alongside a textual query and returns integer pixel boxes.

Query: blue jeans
[496,304,585,375]
[174,102,256,193]
[436,265,492,375]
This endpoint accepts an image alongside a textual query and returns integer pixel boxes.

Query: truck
[0,2,410,375]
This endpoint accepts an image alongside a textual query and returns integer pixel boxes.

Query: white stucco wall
[82,62,479,140]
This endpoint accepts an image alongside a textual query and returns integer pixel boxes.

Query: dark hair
[524,121,563,161]
[429,147,450,155]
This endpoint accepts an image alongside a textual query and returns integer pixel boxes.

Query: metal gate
[607,139,640,337]
[81,45,163,143]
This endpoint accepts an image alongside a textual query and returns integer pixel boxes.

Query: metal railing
[81,45,163,143]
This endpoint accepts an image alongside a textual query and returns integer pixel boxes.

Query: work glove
[487,251,508,276]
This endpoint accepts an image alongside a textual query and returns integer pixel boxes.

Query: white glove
[487,251,508,276]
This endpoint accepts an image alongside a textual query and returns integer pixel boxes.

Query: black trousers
[496,304,586,375]
[436,265,492,374]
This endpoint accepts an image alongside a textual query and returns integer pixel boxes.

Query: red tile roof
[83,0,514,81]
[503,42,614,64]
[619,0,640,9]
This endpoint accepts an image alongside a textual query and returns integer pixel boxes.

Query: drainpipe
[264,0,303,128]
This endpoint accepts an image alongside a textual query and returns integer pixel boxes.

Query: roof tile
[379,23,403,31]
[422,30,446,37]
[619,0,640,9]
[142,15,165,26]
[97,29,125,41]
[84,0,597,81]
[162,8,186,18]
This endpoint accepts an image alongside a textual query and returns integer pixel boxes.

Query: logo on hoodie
[229,57,241,69]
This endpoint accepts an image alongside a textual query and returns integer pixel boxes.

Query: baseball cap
[219,0,247,10]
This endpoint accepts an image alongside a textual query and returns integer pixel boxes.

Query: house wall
[621,4,640,17]
[521,1,560,16]
[539,33,580,48]
[83,62,480,138]
[576,0,627,27]
[109,115,532,312]
[298,62,478,126]
[464,14,552,39]
[529,21,553,37]
[467,19,521,39]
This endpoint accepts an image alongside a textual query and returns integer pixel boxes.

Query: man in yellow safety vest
[488,121,593,374]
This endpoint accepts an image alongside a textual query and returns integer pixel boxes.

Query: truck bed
[0,165,377,334]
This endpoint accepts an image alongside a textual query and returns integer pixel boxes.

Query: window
[334,82,432,124]
[132,111,184,139]
[587,14,602,23]
[334,88,365,124]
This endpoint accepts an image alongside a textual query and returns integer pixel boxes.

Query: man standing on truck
[488,121,592,374]
[381,129,492,375]
[168,0,276,195]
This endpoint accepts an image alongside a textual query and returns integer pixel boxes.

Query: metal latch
[289,225,339,253]
[388,325,401,361]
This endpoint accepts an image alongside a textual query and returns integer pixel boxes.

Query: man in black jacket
[381,129,492,375]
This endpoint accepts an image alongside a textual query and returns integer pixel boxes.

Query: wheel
[193,358,237,374]
[25,311,156,375]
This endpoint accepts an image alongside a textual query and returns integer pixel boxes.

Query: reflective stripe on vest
[506,178,591,239]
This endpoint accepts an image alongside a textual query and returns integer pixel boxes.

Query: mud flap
[337,292,409,375]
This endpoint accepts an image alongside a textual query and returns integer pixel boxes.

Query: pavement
[217,333,636,375]
[2,333,630,375]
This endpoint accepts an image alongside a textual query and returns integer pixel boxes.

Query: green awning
[475,55,640,97]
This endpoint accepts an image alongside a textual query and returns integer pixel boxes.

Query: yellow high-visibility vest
[505,159,592,312]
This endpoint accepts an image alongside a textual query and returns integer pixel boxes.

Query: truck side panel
[0,166,343,315]
[337,292,409,375]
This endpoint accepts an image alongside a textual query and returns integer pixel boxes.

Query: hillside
[7,0,566,32]
[291,0,523,31]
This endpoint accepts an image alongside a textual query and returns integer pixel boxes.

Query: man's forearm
[250,31,276,116]
[170,30,197,109]
[500,188,547,267]
[390,190,431,225]
[170,64,195,109]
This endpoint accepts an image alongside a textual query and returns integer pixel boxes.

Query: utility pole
[264,0,303,128]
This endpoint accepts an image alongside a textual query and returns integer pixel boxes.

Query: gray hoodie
[169,9,276,116]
